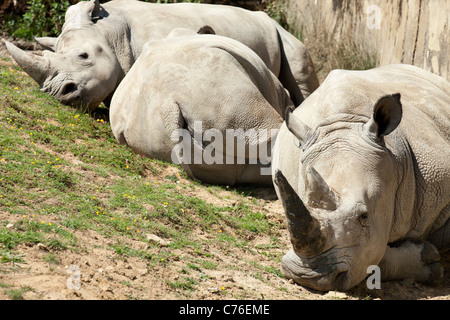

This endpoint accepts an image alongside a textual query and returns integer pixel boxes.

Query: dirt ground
[0,165,449,300]
[0,40,449,301]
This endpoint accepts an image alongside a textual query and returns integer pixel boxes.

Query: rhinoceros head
[276,93,402,291]
[5,0,122,111]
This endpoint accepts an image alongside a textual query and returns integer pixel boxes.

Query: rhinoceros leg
[379,239,444,284]
[427,212,450,251]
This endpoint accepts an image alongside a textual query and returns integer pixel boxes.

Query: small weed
[43,252,59,265]
[0,250,25,265]
[4,286,33,300]
[167,277,198,291]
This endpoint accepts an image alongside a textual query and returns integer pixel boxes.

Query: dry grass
[302,28,377,83]
[279,1,377,83]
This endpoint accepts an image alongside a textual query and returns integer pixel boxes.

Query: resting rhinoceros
[4,0,318,110]
[110,28,294,186]
[272,64,450,291]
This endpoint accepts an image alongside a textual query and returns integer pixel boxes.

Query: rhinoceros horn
[33,36,57,51]
[4,41,50,86]
[274,170,326,257]
[285,107,311,145]
[305,166,338,211]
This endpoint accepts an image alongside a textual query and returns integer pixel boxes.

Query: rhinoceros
[4,0,318,110]
[110,28,294,186]
[272,64,450,291]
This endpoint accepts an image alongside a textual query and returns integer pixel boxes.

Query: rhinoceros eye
[79,52,89,59]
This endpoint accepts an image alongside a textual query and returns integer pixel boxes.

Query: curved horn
[4,41,50,86]
[285,107,311,145]
[305,166,338,211]
[33,36,57,51]
[274,170,326,257]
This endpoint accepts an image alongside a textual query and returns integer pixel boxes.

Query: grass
[302,29,377,82]
[277,1,377,82]
[0,59,286,299]
[4,286,33,300]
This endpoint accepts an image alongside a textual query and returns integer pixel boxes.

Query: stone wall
[286,0,449,80]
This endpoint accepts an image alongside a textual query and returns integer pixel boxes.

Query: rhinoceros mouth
[281,248,353,291]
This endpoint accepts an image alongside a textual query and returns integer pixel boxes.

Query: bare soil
[0,164,449,300]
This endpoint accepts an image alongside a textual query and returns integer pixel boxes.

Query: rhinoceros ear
[64,0,106,29]
[364,93,402,138]
[91,0,107,21]
[285,107,311,145]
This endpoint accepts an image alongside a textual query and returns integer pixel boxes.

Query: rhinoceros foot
[381,239,444,285]
[420,241,444,285]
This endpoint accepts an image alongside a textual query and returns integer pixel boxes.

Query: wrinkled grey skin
[4,0,318,111]
[110,29,294,186]
[272,64,450,291]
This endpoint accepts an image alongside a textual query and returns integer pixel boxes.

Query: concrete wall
[286,0,449,80]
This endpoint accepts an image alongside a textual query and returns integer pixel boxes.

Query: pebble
[146,233,170,246]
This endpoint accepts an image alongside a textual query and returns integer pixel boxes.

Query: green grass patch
[0,62,285,298]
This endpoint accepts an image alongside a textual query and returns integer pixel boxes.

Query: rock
[36,243,48,251]
[146,233,170,246]
[324,291,348,300]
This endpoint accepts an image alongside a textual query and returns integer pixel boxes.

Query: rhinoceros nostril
[61,82,78,96]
